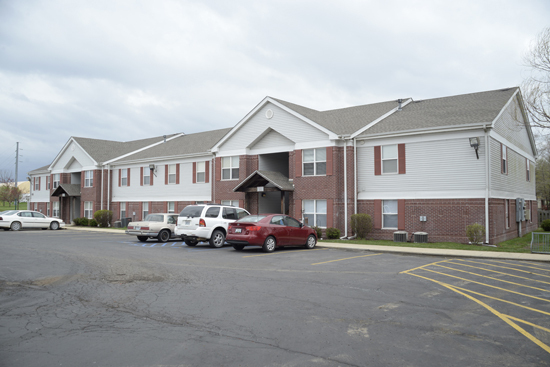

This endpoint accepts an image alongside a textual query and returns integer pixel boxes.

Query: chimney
[163,135,166,143]
[397,99,403,111]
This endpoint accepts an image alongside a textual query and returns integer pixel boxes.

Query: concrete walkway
[65,226,550,262]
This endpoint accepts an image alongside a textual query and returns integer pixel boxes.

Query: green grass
[323,230,539,253]
[0,202,27,211]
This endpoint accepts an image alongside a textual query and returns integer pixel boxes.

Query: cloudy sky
[0,0,549,181]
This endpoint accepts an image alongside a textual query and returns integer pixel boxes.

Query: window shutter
[295,150,302,177]
[326,147,333,176]
[215,157,221,181]
[38,177,41,190]
[81,171,85,188]
[140,167,144,186]
[165,165,168,185]
[398,144,406,174]
[327,199,333,228]
[127,169,131,186]
[295,199,302,220]
[118,169,121,187]
[150,170,154,185]
[500,143,503,174]
[192,162,197,184]
[205,161,210,183]
[92,170,95,188]
[374,199,382,229]
[176,164,180,184]
[374,146,381,175]
[398,199,405,229]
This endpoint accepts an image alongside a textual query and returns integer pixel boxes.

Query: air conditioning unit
[393,231,408,242]
[414,232,428,243]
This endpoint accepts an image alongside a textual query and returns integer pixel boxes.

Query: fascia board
[514,91,538,157]
[104,133,185,165]
[48,138,98,171]
[111,152,213,166]
[211,97,338,153]
[354,122,490,141]
[351,98,413,138]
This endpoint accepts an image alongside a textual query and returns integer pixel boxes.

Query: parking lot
[1,229,549,366]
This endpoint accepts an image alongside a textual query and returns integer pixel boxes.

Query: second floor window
[303,148,326,176]
[53,174,60,189]
[168,164,176,184]
[143,168,150,185]
[34,178,39,191]
[382,145,398,174]
[502,144,508,174]
[222,156,239,180]
[303,199,327,227]
[196,162,205,183]
[84,171,93,187]
[46,176,50,190]
[121,169,128,186]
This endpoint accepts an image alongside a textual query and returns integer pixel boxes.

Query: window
[206,207,220,218]
[53,201,59,217]
[143,168,150,185]
[502,144,507,174]
[221,200,239,207]
[34,203,38,211]
[222,207,238,220]
[34,178,39,191]
[222,156,239,180]
[526,159,531,182]
[142,202,149,219]
[167,164,177,184]
[505,199,510,229]
[47,202,50,216]
[46,176,50,190]
[84,202,93,219]
[303,200,327,227]
[382,200,398,228]
[382,145,398,174]
[196,162,206,183]
[121,169,128,186]
[120,202,126,219]
[168,201,175,213]
[84,171,93,187]
[303,148,326,176]
[53,174,60,189]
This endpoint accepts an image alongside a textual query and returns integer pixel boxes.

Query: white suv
[175,204,250,248]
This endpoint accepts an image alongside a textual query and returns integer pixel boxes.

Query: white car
[176,204,249,247]
[126,213,180,243]
[0,210,65,231]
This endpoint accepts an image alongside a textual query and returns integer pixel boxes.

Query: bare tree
[523,27,550,128]
[0,170,15,184]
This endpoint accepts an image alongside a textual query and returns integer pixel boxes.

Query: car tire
[233,244,245,251]
[50,221,59,230]
[185,239,198,247]
[3,228,10,231]
[137,236,148,242]
[209,229,225,248]
[10,221,21,231]
[262,236,276,253]
[304,234,317,249]
[158,230,170,243]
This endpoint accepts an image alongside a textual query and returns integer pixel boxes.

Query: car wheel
[10,221,21,231]
[262,236,276,253]
[158,229,170,243]
[233,244,245,251]
[185,239,198,247]
[137,236,148,242]
[50,221,59,230]
[304,234,317,249]
[209,229,225,248]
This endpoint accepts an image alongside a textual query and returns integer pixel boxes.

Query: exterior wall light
[469,137,480,159]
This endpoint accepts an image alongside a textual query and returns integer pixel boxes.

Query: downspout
[107,165,111,211]
[484,125,490,244]
[354,138,357,216]
[343,140,348,238]
[100,165,103,210]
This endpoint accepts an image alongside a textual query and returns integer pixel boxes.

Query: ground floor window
[303,200,327,227]
[120,202,126,219]
[168,201,175,213]
[47,202,50,217]
[84,202,93,219]
[505,199,510,229]
[221,200,239,207]
[53,202,59,217]
[142,202,149,219]
[382,200,398,229]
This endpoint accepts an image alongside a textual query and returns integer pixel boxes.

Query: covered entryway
[234,170,294,215]
[51,184,81,224]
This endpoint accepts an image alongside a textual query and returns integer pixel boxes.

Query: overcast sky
[0,0,549,181]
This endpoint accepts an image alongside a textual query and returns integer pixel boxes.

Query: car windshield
[179,206,204,218]
[236,215,267,223]
[144,214,164,222]
[2,210,18,216]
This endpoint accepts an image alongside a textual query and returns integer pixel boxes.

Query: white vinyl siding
[493,97,533,154]
[490,138,536,198]
[249,129,295,152]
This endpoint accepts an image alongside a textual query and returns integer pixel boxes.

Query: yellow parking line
[434,264,550,293]
[422,268,550,303]
[453,259,550,278]
[400,260,451,274]
[480,259,550,272]
[446,261,550,285]
[243,248,326,258]
[505,314,550,334]
[311,253,382,265]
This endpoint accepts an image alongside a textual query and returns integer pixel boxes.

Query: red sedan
[226,214,317,252]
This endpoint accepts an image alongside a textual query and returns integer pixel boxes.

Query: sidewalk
[65,226,550,262]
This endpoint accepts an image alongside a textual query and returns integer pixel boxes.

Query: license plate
[235,228,242,233]
[135,226,141,230]
[185,220,190,225]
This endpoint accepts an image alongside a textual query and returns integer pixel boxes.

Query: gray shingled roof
[361,87,519,136]
[272,98,400,135]
[115,128,232,163]
[51,183,81,197]
[73,134,181,164]
[28,164,51,174]
[233,170,294,192]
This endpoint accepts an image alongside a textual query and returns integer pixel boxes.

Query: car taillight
[199,219,206,227]
[248,226,261,231]
[127,225,134,229]
[141,227,150,230]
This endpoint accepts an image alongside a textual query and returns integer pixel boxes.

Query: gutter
[484,124,490,244]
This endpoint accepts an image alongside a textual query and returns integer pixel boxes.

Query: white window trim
[382,145,398,175]
[196,162,206,183]
[142,202,149,219]
[53,174,60,189]
[303,199,327,228]
[121,169,128,186]
[53,201,59,217]
[168,201,175,213]
[303,148,327,176]
[502,144,508,175]
[382,200,398,229]
[120,202,127,219]
[143,168,151,185]
[221,156,239,181]
[84,201,93,219]
[84,171,93,187]
[168,164,177,184]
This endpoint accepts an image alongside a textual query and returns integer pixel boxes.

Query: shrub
[73,217,83,226]
[89,219,98,227]
[466,223,486,245]
[312,226,323,239]
[351,213,373,239]
[94,210,113,228]
[326,227,341,239]
[74,217,88,226]
[541,219,550,232]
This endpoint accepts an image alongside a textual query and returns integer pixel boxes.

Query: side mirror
[300,222,304,228]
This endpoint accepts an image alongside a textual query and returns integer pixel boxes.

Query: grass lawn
[0,202,27,211]
[323,230,538,253]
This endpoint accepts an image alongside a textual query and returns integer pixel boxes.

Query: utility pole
[15,142,19,210]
